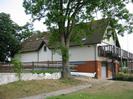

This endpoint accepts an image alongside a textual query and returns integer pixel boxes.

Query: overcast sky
[0,0,133,53]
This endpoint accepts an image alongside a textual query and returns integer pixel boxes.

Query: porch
[98,45,133,72]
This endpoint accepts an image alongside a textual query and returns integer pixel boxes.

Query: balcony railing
[98,45,133,60]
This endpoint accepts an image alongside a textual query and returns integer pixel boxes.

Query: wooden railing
[0,61,76,73]
[98,45,133,60]
[0,61,61,73]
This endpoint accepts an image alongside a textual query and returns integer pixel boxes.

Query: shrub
[115,72,133,81]
[11,58,23,81]
[121,67,128,73]
[115,72,124,80]
[32,68,61,74]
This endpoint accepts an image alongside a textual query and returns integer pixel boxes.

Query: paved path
[20,84,92,99]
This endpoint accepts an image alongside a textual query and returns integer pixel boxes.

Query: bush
[115,72,133,81]
[121,67,128,73]
[32,68,61,74]
[11,58,23,81]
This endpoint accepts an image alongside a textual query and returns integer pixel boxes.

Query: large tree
[23,0,133,78]
[0,13,33,62]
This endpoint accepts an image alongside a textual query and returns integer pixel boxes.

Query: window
[44,46,47,51]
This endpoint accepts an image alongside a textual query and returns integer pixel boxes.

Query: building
[18,19,133,79]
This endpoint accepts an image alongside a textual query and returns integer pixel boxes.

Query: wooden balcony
[98,45,133,60]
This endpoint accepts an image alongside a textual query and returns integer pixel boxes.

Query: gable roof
[20,19,119,53]
[20,32,49,53]
[70,19,109,46]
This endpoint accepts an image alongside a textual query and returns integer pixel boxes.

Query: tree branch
[66,0,86,41]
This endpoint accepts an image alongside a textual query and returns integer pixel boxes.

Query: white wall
[102,37,115,46]
[0,73,61,85]
[20,44,62,62]
[102,26,116,45]
[69,45,96,61]
[20,52,38,62]
[52,51,62,61]
[38,45,52,61]
[38,45,62,61]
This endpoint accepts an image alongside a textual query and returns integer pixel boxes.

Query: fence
[0,61,76,73]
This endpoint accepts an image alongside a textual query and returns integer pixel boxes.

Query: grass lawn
[0,78,81,99]
[47,81,133,99]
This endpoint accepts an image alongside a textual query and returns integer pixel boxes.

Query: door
[101,63,106,79]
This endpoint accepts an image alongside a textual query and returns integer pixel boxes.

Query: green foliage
[11,58,23,81]
[0,13,20,62]
[32,69,61,74]
[16,22,33,41]
[115,72,133,81]
[0,12,33,62]
[61,46,69,62]
[121,67,128,73]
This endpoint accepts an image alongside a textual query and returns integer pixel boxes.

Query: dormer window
[44,45,47,51]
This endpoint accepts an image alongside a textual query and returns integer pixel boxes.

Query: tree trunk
[61,40,71,78]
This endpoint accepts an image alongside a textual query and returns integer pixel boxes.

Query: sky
[0,0,133,53]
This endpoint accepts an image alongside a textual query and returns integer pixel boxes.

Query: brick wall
[75,61,102,79]
[96,61,101,79]
[75,61,96,72]
[75,60,120,79]
[115,63,120,74]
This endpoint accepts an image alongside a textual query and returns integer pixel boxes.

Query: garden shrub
[32,68,61,74]
[12,58,23,81]
[115,72,133,81]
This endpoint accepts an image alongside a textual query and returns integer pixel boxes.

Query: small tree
[12,58,23,81]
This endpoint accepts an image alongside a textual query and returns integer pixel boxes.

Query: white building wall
[20,44,62,62]
[102,36,115,45]
[38,45,52,61]
[52,51,62,61]
[20,52,38,62]
[69,45,96,61]
[102,25,116,45]
[38,45,62,61]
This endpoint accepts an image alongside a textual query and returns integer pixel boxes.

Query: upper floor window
[44,45,47,51]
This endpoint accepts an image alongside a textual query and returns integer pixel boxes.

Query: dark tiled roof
[70,19,108,46]
[20,32,49,53]
[20,19,109,53]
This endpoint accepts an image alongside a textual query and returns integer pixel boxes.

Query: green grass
[47,91,133,99]
[47,81,133,99]
[0,78,81,99]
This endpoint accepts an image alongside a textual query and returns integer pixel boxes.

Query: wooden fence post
[0,62,1,72]
[48,61,49,67]
[32,62,34,71]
